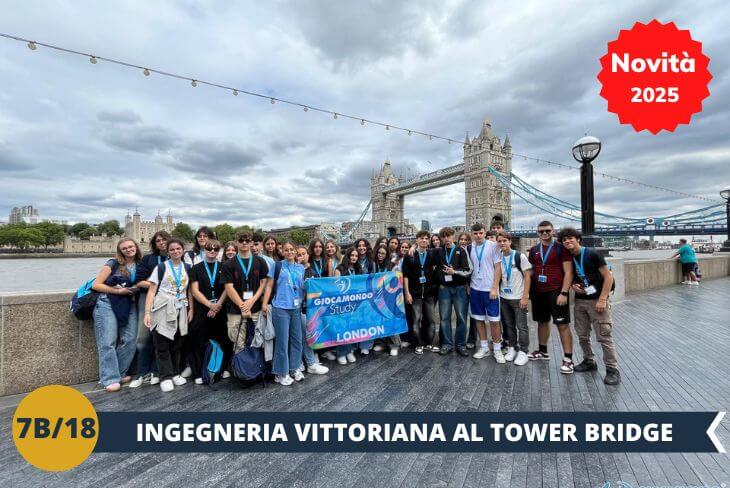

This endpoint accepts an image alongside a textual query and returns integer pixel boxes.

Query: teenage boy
[558,227,620,385]
[496,232,532,366]
[469,223,504,363]
[671,239,699,285]
[221,231,270,353]
[402,231,439,355]
[434,227,472,356]
[490,221,504,233]
[527,221,575,374]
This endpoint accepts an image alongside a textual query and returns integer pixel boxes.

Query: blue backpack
[70,261,119,320]
[230,316,267,388]
[201,339,224,385]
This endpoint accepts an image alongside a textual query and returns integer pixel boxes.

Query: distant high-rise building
[421,220,431,232]
[9,205,39,224]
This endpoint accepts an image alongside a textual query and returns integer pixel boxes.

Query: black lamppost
[720,189,730,252]
[572,135,601,246]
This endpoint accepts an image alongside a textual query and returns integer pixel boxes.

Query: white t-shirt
[469,240,501,292]
[149,261,190,307]
[499,250,532,300]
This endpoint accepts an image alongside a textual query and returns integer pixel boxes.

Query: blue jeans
[272,307,303,376]
[93,294,138,387]
[359,339,374,352]
[336,343,352,358]
[135,292,157,376]
[301,313,318,366]
[438,286,468,348]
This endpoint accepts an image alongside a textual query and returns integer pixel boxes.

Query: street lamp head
[572,135,601,164]
[721,189,730,200]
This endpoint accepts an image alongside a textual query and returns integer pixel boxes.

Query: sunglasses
[237,238,252,243]
[537,229,552,235]
[206,247,221,252]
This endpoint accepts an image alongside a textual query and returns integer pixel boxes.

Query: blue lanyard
[157,255,166,267]
[348,267,355,276]
[199,250,205,263]
[444,245,456,266]
[204,260,218,294]
[359,258,368,272]
[168,261,183,297]
[573,247,589,285]
[313,259,323,277]
[539,241,555,269]
[283,262,300,292]
[236,255,253,287]
[475,243,487,272]
[417,250,427,275]
[126,263,136,283]
[502,251,515,283]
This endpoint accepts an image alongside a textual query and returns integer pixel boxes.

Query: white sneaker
[690,281,699,286]
[360,349,370,355]
[400,341,411,348]
[194,377,203,385]
[296,364,305,373]
[346,352,357,363]
[373,344,385,352]
[504,347,516,362]
[180,366,192,378]
[149,374,160,385]
[307,363,329,375]
[292,370,305,382]
[473,348,490,359]
[172,375,187,386]
[337,356,347,365]
[321,351,337,361]
[129,375,146,388]
[493,349,506,364]
[681,280,691,285]
[160,379,174,392]
[275,374,294,386]
[222,370,231,379]
[514,351,529,366]
[390,348,399,357]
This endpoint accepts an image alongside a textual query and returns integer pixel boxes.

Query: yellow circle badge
[12,385,99,471]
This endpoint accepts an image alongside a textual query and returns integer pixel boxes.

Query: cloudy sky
[1,0,728,234]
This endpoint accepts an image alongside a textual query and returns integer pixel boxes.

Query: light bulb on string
[143,68,150,76]
[89,56,97,64]
[27,41,36,50]
[385,125,390,130]
[303,106,308,112]
[191,80,197,87]
[360,119,365,125]
[232,89,238,96]
[270,98,275,104]
[333,113,338,119]
[408,130,412,136]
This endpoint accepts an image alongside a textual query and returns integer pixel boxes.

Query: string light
[333,113,338,119]
[232,89,238,96]
[0,31,719,203]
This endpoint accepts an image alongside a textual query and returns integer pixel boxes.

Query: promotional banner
[304,271,407,349]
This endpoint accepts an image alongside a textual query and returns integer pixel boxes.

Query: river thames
[0,250,685,293]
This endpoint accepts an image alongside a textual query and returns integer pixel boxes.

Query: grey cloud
[101,125,177,154]
[63,192,140,209]
[0,150,32,172]
[171,141,263,172]
[97,110,142,125]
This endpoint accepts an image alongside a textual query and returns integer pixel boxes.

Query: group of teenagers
[90,218,621,394]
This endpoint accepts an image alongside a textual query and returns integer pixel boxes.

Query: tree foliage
[97,219,122,236]
[33,221,66,249]
[213,223,235,244]
[288,229,311,245]
[172,222,195,242]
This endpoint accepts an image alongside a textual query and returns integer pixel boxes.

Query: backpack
[201,339,224,385]
[230,315,267,388]
[70,261,119,320]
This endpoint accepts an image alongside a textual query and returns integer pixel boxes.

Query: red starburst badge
[597,20,712,134]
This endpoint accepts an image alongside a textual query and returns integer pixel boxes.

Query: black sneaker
[439,346,453,355]
[573,359,598,372]
[604,368,621,385]
[456,347,469,357]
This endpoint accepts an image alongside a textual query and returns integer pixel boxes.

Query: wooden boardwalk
[2,278,729,487]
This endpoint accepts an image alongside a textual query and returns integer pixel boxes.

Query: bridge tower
[371,159,405,236]
[464,118,512,228]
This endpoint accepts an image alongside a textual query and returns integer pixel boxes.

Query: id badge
[538,274,547,283]
[243,291,253,300]
[419,276,427,284]
[293,298,300,307]
[584,285,597,295]
[503,287,512,294]
[210,298,218,304]
[444,275,453,282]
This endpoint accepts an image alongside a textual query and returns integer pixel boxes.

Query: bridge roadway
[509,226,728,237]
[2,279,729,487]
